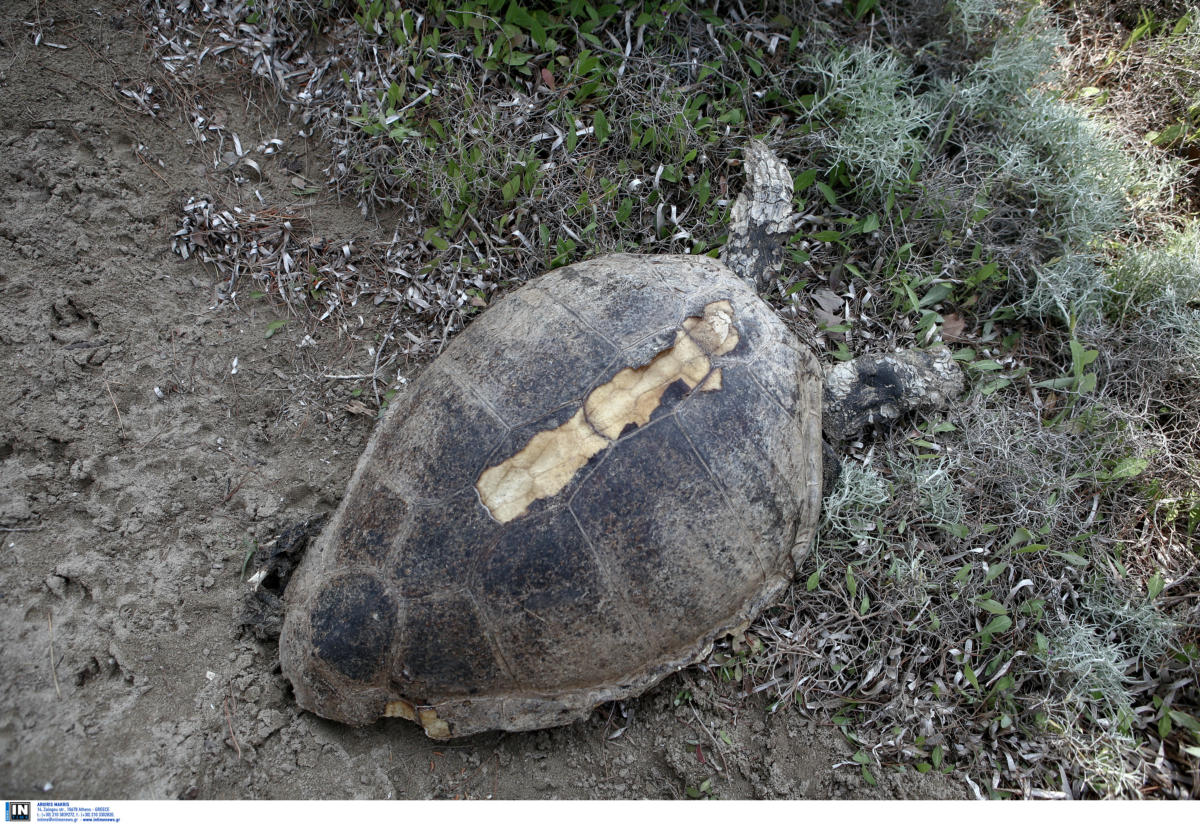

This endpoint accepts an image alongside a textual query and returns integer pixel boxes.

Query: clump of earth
[0,0,964,799]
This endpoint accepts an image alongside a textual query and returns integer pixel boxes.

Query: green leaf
[616,197,633,223]
[979,378,1011,396]
[859,213,880,234]
[691,172,711,207]
[1147,572,1165,599]
[1149,121,1185,147]
[811,230,843,243]
[846,565,857,601]
[854,0,879,21]
[806,568,821,591]
[976,598,1007,615]
[1168,710,1200,733]
[1033,377,1079,390]
[1069,337,1086,370]
[861,766,877,787]
[388,124,420,141]
[1107,457,1148,481]
[919,282,953,307]
[970,261,999,283]
[1005,527,1034,549]
[852,749,869,764]
[984,562,1008,583]
[240,542,256,579]
[502,175,520,202]
[931,745,944,769]
[982,615,1013,636]
[971,359,1004,371]
[794,169,819,191]
[593,109,610,144]
[428,234,449,251]
[264,319,287,339]
[962,664,979,690]
[941,523,969,539]
[1160,712,1173,739]
[505,4,534,28]
[814,182,838,205]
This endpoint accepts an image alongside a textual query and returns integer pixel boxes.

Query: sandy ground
[0,0,966,800]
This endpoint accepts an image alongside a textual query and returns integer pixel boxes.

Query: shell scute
[309,573,397,683]
[393,593,507,698]
[478,508,639,688]
[677,363,811,555]
[440,286,617,424]
[372,365,509,503]
[392,491,501,598]
[334,476,409,569]
[569,416,765,647]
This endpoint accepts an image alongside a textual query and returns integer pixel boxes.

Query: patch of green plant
[800,46,933,201]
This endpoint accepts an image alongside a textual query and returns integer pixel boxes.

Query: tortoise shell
[279,253,823,738]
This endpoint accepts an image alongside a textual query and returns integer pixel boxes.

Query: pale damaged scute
[476,300,738,523]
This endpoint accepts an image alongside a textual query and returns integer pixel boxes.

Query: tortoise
[274,142,963,739]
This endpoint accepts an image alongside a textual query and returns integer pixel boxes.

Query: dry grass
[1054,0,1200,214]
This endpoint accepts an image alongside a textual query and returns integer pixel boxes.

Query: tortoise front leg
[720,141,795,292]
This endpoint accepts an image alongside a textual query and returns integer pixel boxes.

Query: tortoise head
[822,348,965,444]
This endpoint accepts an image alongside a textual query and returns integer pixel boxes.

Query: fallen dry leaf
[811,287,843,315]
[941,312,966,339]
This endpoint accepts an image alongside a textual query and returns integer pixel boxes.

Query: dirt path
[0,0,964,800]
